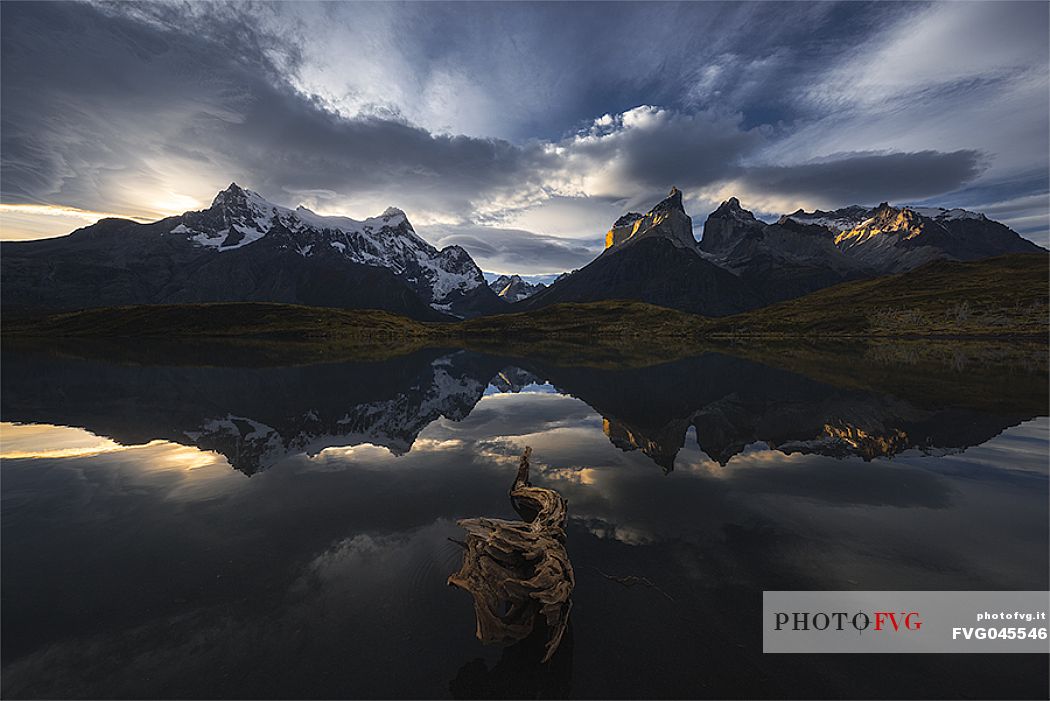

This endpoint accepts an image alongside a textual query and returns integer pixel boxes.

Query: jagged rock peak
[652,186,685,213]
[604,187,696,251]
[712,196,755,220]
[208,183,279,216]
[698,197,766,257]
[211,182,248,206]
[868,203,922,229]
[714,197,737,212]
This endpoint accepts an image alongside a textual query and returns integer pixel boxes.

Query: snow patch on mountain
[908,207,985,221]
[783,204,985,236]
[782,205,872,234]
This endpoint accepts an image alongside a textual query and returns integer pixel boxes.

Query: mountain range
[2,183,1043,320]
[1,184,503,320]
[518,188,1044,314]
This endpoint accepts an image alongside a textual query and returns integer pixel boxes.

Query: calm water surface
[2,345,1047,699]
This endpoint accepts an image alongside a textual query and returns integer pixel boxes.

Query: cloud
[729,150,986,210]
[499,196,626,240]
[249,1,855,141]
[759,1,1049,236]
[0,203,146,240]
[0,2,555,223]
[549,106,766,208]
[421,225,600,275]
[804,1,1049,112]
[1,0,1045,249]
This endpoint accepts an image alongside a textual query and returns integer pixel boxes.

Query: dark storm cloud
[0,0,977,218]
[738,150,986,206]
[0,1,286,208]
[252,0,878,142]
[0,1,552,216]
[559,107,767,208]
[1,0,1045,248]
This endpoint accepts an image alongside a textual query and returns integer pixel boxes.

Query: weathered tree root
[448,447,575,663]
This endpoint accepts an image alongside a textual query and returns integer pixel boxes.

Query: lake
[2,342,1047,699]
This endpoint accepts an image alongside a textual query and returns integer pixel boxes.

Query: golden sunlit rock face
[602,187,696,252]
[605,214,644,249]
[834,205,926,248]
[605,211,669,248]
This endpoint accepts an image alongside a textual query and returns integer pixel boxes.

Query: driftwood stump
[448,447,575,662]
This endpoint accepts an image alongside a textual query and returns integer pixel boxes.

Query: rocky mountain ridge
[163,184,502,315]
[1,183,504,319]
[4,182,1042,321]
[775,200,1040,273]
[518,187,1044,315]
[518,188,764,316]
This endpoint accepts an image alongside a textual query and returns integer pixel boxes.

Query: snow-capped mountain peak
[164,184,499,317]
[783,203,987,237]
[769,201,1041,274]
[170,182,291,250]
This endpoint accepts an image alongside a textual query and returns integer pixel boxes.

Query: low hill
[5,254,1046,351]
[710,253,1047,337]
[4,302,431,339]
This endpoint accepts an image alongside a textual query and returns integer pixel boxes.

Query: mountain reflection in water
[2,345,1045,476]
[1,342,1047,699]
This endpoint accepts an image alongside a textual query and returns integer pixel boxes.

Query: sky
[1,0,1047,274]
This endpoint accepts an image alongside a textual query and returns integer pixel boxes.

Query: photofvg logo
[763,591,1049,653]
[773,610,924,634]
